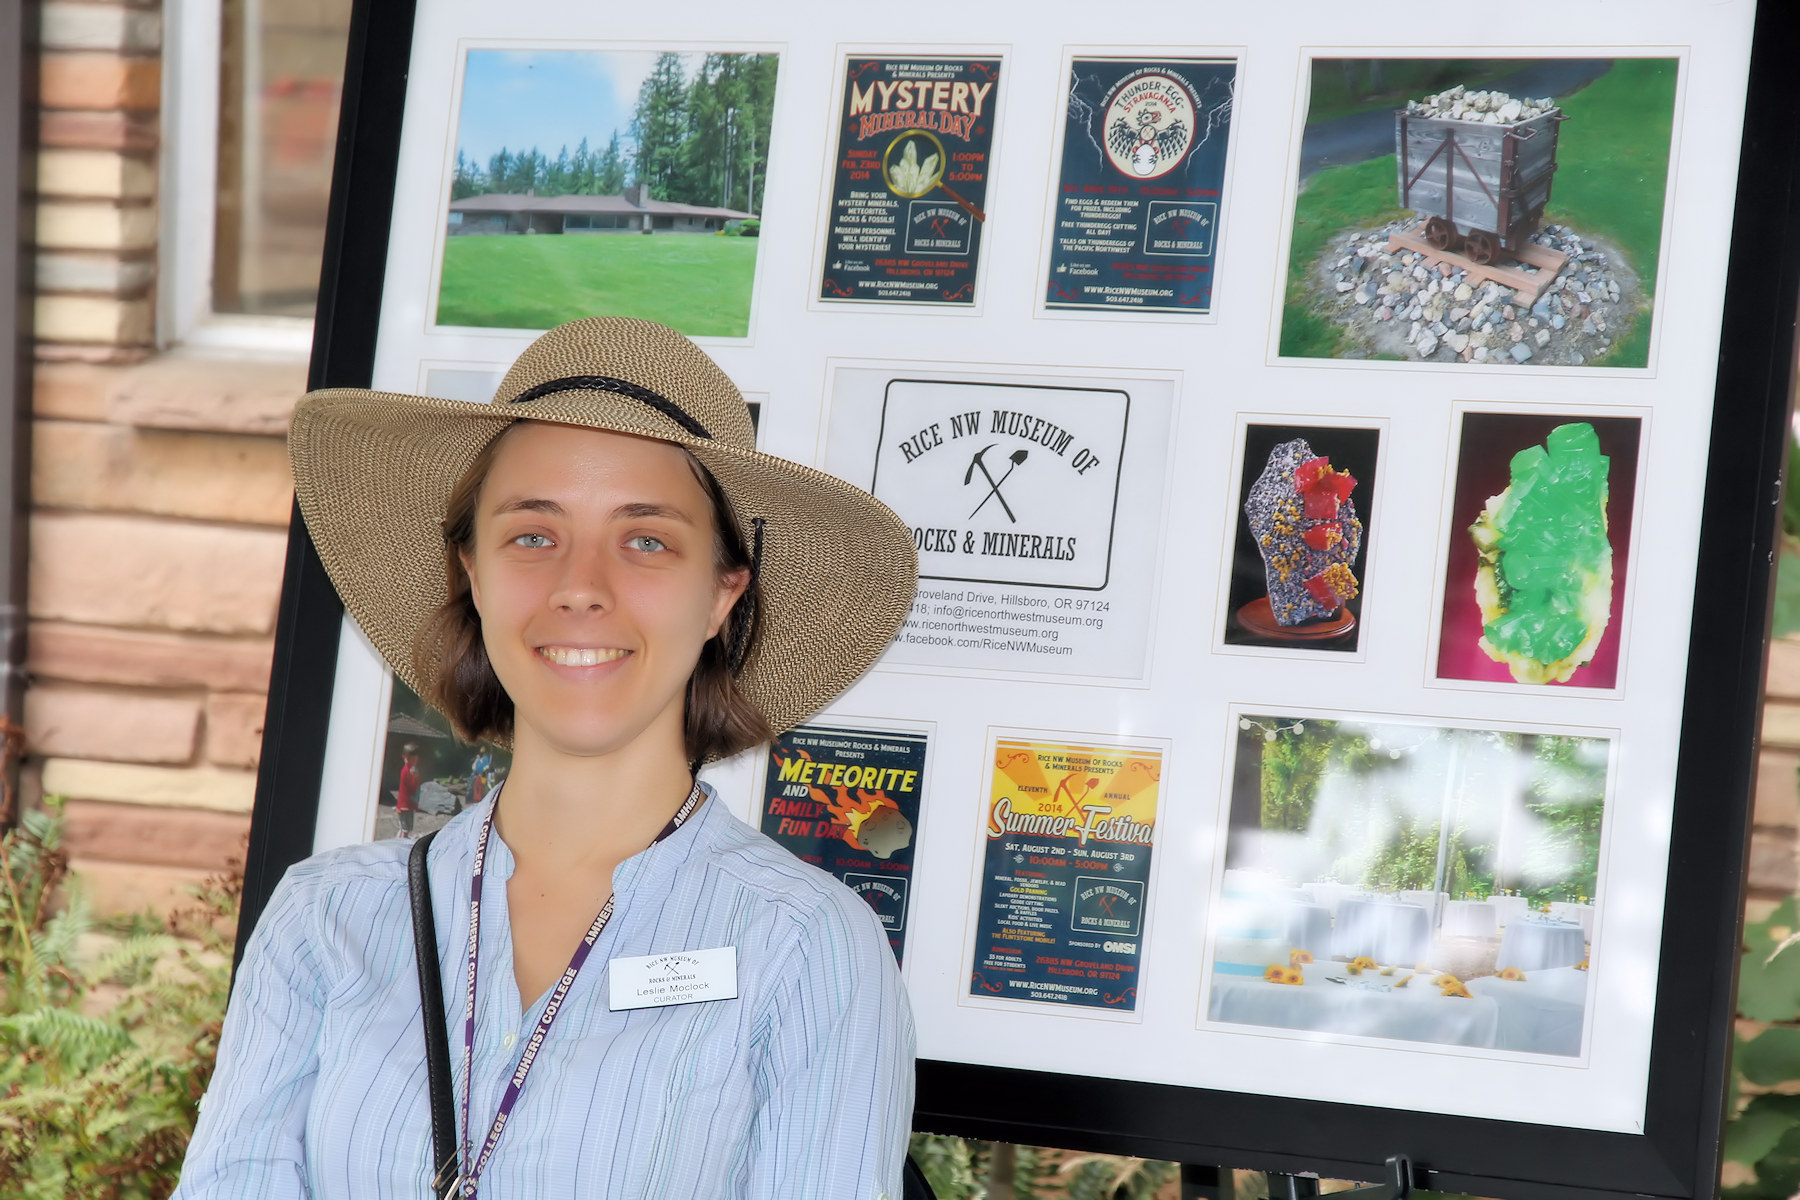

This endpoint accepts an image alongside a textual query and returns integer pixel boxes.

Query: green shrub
[0,797,238,1199]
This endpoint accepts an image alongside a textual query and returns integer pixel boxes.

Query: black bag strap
[408,830,460,1199]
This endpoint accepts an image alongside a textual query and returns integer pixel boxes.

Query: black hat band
[508,374,714,440]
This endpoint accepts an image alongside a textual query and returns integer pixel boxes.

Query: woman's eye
[512,532,552,549]
[627,535,667,553]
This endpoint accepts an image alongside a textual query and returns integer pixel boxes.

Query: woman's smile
[535,645,632,668]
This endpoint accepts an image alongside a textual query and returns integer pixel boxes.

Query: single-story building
[448,183,755,235]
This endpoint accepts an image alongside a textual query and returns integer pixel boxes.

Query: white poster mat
[290,0,1757,1137]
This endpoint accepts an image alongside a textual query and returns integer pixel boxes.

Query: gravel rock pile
[1404,85,1556,124]
[1320,222,1634,366]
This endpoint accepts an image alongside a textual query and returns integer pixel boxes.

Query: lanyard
[455,780,705,1199]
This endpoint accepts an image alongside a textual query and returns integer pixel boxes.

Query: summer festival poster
[758,723,928,965]
[968,737,1162,1014]
[822,366,1174,682]
[818,55,1002,307]
[1045,57,1237,314]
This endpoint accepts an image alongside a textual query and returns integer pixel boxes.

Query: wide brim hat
[288,317,918,737]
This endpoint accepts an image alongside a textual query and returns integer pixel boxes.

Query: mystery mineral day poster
[1046,58,1237,314]
[968,737,1162,1014]
[824,367,1173,681]
[819,56,1001,306]
[759,724,928,964]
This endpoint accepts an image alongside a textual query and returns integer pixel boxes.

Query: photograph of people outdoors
[1278,56,1676,368]
[1207,713,1605,1057]
[370,677,511,841]
[437,48,778,336]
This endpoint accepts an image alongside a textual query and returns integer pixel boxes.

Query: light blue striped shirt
[174,785,914,1198]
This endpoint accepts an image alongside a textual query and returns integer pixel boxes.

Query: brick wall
[35,0,162,361]
[26,0,303,913]
[26,357,300,913]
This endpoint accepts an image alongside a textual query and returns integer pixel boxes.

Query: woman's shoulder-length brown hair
[414,427,773,766]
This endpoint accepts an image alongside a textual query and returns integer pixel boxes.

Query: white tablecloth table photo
[1207,962,1499,1048]
[1399,890,1448,922]
[1330,899,1431,966]
[1465,966,1589,1057]
[1487,896,1529,927]
[1549,902,1596,937]
[1441,900,1498,939]
[1495,919,1587,971]
[1284,902,1333,958]
[1304,882,1367,916]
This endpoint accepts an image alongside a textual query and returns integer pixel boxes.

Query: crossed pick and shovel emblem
[964,444,1028,522]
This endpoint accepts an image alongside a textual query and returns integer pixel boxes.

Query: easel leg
[1268,1172,1320,1200]
[1182,1164,1237,1200]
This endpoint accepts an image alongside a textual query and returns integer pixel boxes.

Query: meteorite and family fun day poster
[759,724,930,965]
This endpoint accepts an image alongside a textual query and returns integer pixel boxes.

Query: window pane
[213,0,352,317]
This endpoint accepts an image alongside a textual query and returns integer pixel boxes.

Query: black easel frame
[241,5,1800,1197]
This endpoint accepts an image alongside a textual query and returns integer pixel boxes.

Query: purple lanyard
[455,780,704,1199]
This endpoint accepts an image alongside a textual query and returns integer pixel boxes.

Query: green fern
[32,880,90,968]
[90,932,179,987]
[2,1006,135,1069]
[0,797,239,1198]
[912,1133,986,1199]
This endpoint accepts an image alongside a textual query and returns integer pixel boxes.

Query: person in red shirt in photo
[395,743,423,838]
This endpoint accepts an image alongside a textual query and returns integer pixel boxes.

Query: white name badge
[608,946,738,1011]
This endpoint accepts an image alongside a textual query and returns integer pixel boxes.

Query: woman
[174,319,919,1199]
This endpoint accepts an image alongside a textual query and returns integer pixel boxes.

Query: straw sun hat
[288,317,918,736]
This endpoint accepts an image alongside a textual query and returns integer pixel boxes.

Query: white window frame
[158,0,317,359]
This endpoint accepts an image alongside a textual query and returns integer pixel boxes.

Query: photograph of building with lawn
[437,48,778,337]
[1207,713,1605,1058]
[1279,57,1676,369]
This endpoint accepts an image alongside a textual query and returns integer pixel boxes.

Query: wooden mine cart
[1395,106,1565,265]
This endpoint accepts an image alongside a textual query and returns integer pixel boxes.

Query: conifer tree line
[451,52,778,214]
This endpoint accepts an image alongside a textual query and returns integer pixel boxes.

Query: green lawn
[1279,156,1408,359]
[436,234,760,337]
[1542,57,1676,311]
[1282,58,1676,367]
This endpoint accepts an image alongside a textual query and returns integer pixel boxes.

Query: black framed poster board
[244,4,1800,1198]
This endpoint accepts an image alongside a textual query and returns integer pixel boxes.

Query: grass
[1278,156,1407,358]
[1542,57,1676,303]
[1282,58,1676,367]
[436,233,759,337]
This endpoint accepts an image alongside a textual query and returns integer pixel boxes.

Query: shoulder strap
[408,830,460,1199]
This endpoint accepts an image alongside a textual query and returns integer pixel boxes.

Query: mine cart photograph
[1277,56,1678,369]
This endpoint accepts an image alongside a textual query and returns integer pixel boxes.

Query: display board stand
[242,2,1800,1197]
[1267,1156,1413,1200]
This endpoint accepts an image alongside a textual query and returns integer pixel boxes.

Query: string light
[1240,717,1450,760]
[1239,717,1306,742]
